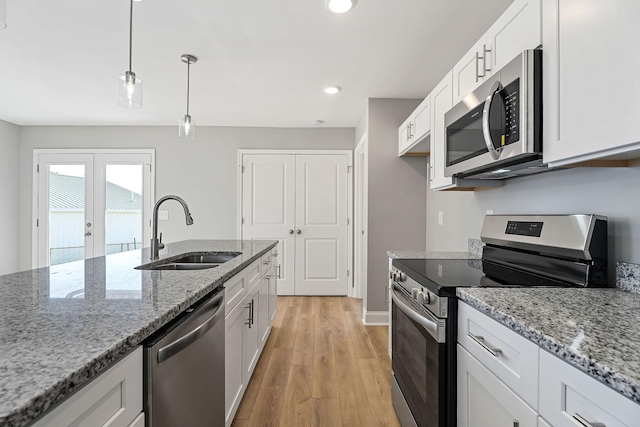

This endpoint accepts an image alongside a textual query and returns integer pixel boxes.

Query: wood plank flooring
[232,296,400,427]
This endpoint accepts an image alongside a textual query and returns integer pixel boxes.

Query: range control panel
[505,221,543,237]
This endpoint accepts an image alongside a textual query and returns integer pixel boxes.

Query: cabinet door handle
[276,264,281,279]
[296,229,301,234]
[573,414,606,427]
[251,299,255,325]
[468,332,502,356]
[483,44,492,74]
[475,51,481,82]
[245,302,252,328]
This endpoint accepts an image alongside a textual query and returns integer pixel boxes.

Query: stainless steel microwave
[444,49,543,180]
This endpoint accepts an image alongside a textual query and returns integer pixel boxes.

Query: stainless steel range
[389,214,609,427]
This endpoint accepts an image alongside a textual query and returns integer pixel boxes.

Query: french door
[34,150,154,268]
[240,152,351,296]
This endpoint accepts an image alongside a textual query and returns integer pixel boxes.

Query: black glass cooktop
[392,258,571,297]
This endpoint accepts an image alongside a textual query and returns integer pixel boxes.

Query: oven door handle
[482,80,504,161]
[392,287,444,343]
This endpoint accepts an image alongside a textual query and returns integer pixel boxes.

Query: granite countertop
[457,287,640,404]
[0,239,277,427]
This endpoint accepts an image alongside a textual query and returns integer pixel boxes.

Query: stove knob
[396,272,405,282]
[411,288,419,299]
[423,291,432,304]
[417,292,425,304]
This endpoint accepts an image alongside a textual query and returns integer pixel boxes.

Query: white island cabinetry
[225,247,277,427]
[32,347,143,427]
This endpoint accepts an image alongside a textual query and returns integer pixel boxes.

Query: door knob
[84,231,92,237]
[289,229,294,234]
[296,229,301,234]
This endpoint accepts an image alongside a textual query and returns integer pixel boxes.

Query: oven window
[392,296,446,427]
[446,103,488,167]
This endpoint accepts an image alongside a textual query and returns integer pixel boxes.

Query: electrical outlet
[438,211,443,226]
[159,210,169,220]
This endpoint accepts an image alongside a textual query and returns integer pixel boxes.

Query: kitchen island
[0,239,277,427]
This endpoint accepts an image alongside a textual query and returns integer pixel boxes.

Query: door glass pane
[49,165,86,266]
[104,164,143,255]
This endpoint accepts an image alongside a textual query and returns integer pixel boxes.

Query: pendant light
[118,0,142,108]
[0,0,7,30]
[179,54,197,140]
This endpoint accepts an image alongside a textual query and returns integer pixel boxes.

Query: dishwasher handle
[157,291,224,364]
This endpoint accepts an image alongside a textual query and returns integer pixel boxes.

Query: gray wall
[0,120,20,275]
[18,126,355,270]
[426,166,640,264]
[366,99,427,312]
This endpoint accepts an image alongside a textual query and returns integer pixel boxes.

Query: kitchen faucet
[151,195,194,260]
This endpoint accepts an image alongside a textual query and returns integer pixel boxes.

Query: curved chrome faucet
[151,195,194,260]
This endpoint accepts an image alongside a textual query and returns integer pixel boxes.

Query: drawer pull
[468,332,502,357]
[573,413,606,427]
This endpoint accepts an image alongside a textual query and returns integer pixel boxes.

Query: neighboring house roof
[49,173,142,211]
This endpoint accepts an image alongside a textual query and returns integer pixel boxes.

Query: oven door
[391,283,447,427]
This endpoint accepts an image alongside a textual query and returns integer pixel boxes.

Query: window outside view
[48,164,143,265]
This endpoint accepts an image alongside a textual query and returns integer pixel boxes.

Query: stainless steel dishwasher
[144,288,224,427]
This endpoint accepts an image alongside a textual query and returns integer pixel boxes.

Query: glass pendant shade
[179,115,195,140]
[0,0,7,30]
[118,71,143,109]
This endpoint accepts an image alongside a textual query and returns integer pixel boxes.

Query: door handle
[157,291,224,364]
[482,44,492,74]
[296,229,301,234]
[276,264,281,279]
[84,231,92,237]
[482,80,504,161]
[289,229,294,234]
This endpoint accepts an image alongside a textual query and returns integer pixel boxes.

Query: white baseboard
[363,310,389,325]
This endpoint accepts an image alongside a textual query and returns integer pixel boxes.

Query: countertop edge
[7,241,277,427]
[456,288,640,404]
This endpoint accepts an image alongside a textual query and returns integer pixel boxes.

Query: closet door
[241,154,296,295]
[294,155,348,296]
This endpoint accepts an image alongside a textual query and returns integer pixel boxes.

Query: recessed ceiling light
[324,85,342,95]
[326,0,356,14]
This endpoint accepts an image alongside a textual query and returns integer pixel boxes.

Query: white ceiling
[0,0,513,127]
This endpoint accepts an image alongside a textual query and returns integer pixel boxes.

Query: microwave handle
[482,80,504,160]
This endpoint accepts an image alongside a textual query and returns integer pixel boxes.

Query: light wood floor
[232,296,401,427]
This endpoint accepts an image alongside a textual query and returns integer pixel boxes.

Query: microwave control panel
[502,79,520,146]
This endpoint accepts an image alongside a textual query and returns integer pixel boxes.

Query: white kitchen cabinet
[542,0,640,166]
[537,416,552,427]
[539,350,640,427]
[429,71,457,190]
[225,251,276,427]
[128,413,144,427]
[458,301,539,408]
[268,249,278,323]
[452,0,541,105]
[398,95,431,156]
[33,347,143,427]
[457,345,538,427]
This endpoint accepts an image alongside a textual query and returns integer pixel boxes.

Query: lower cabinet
[539,349,640,427]
[224,248,277,427]
[457,345,537,427]
[33,347,143,427]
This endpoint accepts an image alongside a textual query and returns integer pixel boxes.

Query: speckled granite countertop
[457,287,640,404]
[0,239,277,427]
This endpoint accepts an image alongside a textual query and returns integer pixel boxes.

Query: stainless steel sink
[172,253,240,264]
[136,251,241,270]
[152,263,221,271]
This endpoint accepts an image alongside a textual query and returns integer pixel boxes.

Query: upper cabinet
[429,72,457,190]
[398,95,431,156]
[453,0,542,105]
[542,0,640,166]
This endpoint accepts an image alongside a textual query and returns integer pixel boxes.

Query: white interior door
[35,151,153,268]
[241,154,296,294]
[294,154,348,296]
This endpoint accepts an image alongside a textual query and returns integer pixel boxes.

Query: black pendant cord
[128,0,133,73]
